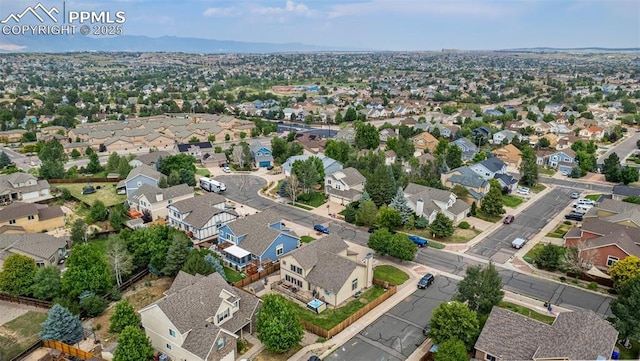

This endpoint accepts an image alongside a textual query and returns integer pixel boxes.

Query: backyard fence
[9,340,43,361]
[233,262,280,288]
[0,292,52,309]
[49,177,123,184]
[301,282,398,339]
[43,340,105,360]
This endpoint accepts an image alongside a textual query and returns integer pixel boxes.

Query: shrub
[588,282,598,290]
[559,276,566,282]
[563,221,572,225]
[458,221,470,229]
[570,278,579,284]
[80,295,108,317]
[109,289,122,301]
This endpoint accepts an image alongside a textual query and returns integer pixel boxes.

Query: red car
[503,215,515,224]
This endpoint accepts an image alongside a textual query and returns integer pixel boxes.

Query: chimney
[416,199,424,217]
[155,193,163,202]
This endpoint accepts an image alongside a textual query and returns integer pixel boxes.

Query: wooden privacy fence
[49,177,123,184]
[43,340,105,360]
[233,262,280,288]
[0,292,52,309]
[301,283,398,339]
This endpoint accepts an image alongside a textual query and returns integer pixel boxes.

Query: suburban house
[411,132,439,153]
[471,126,491,140]
[293,133,327,154]
[0,233,69,268]
[0,202,65,233]
[579,126,606,140]
[384,150,397,165]
[403,183,470,224]
[129,151,172,168]
[536,149,577,173]
[379,128,397,143]
[324,167,366,204]
[492,144,522,169]
[611,185,640,201]
[139,271,261,361]
[278,234,374,307]
[216,209,300,271]
[441,166,490,205]
[124,165,164,196]
[470,157,518,192]
[176,141,214,161]
[474,306,617,361]
[491,130,521,145]
[452,137,478,161]
[0,173,52,204]
[128,184,194,221]
[248,141,274,168]
[282,154,343,178]
[202,152,229,167]
[334,127,356,145]
[167,193,238,246]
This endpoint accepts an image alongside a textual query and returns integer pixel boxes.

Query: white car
[222,166,231,173]
[517,187,530,195]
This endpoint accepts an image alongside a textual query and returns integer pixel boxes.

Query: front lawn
[373,265,409,286]
[523,243,544,264]
[473,210,502,223]
[531,184,546,193]
[584,194,602,201]
[291,202,314,210]
[546,222,572,238]
[498,302,555,325]
[56,182,126,207]
[537,166,556,176]
[297,285,387,330]
[300,235,315,244]
[502,195,524,208]
[0,311,48,361]
[224,267,245,283]
[297,191,326,208]
[195,167,211,177]
[618,340,640,360]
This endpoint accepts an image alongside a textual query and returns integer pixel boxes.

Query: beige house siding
[136,193,194,220]
[140,305,196,361]
[0,214,64,233]
[316,267,365,306]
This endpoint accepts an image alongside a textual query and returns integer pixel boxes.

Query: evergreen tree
[429,212,454,238]
[86,152,102,173]
[355,200,378,226]
[446,143,463,169]
[621,166,639,185]
[480,180,505,218]
[204,254,228,282]
[40,304,84,345]
[182,250,215,276]
[162,233,192,276]
[602,153,622,182]
[389,187,413,224]
[0,151,10,166]
[365,165,396,207]
[455,262,504,315]
[519,146,538,187]
[70,219,88,243]
[359,191,371,205]
[113,325,154,361]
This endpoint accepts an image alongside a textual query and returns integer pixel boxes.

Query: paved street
[466,187,575,261]
[540,176,614,193]
[597,131,640,164]
[328,276,457,361]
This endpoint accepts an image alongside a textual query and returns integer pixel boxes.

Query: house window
[352,279,358,291]
[166,344,172,350]
[485,354,496,361]
[28,215,35,220]
[137,181,142,186]
[36,260,45,267]
[290,264,302,275]
[216,337,226,350]
[169,329,176,337]
[607,256,619,267]
[276,244,284,256]
[285,274,302,288]
[8,219,15,224]
[217,308,230,323]
[327,179,332,185]
[49,255,55,264]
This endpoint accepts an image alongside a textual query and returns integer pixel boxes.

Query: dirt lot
[90,275,173,342]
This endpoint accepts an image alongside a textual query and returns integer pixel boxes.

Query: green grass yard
[546,222,572,238]
[56,182,126,207]
[195,167,211,177]
[618,340,640,360]
[0,311,47,361]
[373,265,409,286]
[297,192,327,208]
[224,267,244,283]
[584,194,602,201]
[502,195,525,208]
[498,302,555,325]
[300,236,315,244]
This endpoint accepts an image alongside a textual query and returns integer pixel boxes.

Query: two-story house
[411,132,439,153]
[124,165,164,196]
[403,183,470,224]
[492,144,522,169]
[0,173,52,204]
[139,271,261,361]
[470,157,518,192]
[579,126,606,141]
[0,202,64,233]
[217,209,300,271]
[452,137,478,162]
[379,128,397,143]
[536,149,577,174]
[176,141,214,161]
[491,130,521,145]
[441,166,490,205]
[324,167,366,204]
[279,234,373,307]
[0,234,69,269]
[167,193,238,246]
[282,154,343,178]
[128,184,194,221]
[249,141,274,168]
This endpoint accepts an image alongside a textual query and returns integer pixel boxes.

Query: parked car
[408,235,428,247]
[572,199,595,207]
[511,237,527,249]
[423,325,431,336]
[307,357,321,361]
[565,213,584,221]
[503,215,515,224]
[517,187,530,195]
[417,273,435,289]
[571,192,580,199]
[574,204,593,214]
[313,224,329,234]
[222,165,231,173]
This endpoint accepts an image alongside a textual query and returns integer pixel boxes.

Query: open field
[55,182,126,207]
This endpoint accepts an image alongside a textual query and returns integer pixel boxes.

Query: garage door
[259,161,271,167]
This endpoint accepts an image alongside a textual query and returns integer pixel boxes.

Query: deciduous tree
[612,276,640,344]
[355,200,378,226]
[388,233,418,262]
[256,294,304,353]
[455,262,504,315]
[368,228,393,256]
[89,200,108,222]
[519,146,538,187]
[106,236,133,287]
[480,179,505,218]
[40,304,84,345]
[62,243,113,299]
[446,143,463,169]
[376,206,402,230]
[621,166,639,185]
[610,255,640,290]
[284,174,301,205]
[109,300,140,334]
[434,338,468,361]
[603,153,621,182]
[30,266,61,301]
[324,139,351,163]
[0,254,37,296]
[86,152,102,173]
[113,325,154,361]
[355,122,380,150]
[70,219,88,244]
[428,301,479,351]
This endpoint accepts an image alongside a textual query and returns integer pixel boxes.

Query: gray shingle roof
[226,208,282,238]
[478,157,505,173]
[133,151,172,166]
[331,167,365,187]
[153,272,260,359]
[612,185,640,198]
[0,174,49,196]
[130,183,193,205]
[288,234,348,270]
[125,164,162,182]
[404,183,452,203]
[305,252,360,294]
[446,166,489,188]
[0,233,68,260]
[171,193,235,229]
[37,205,65,221]
[0,202,40,222]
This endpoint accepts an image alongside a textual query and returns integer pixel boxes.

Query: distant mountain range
[499,47,640,53]
[0,34,359,53]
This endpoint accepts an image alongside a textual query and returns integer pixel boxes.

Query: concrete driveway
[328,276,458,361]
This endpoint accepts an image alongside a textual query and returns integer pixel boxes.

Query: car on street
[511,237,528,249]
[408,235,428,247]
[417,273,435,289]
[503,215,515,224]
[313,224,329,234]
[565,213,584,221]
[571,192,580,199]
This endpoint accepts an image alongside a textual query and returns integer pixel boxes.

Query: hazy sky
[2,0,639,50]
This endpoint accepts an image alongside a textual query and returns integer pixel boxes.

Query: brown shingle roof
[0,233,68,260]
